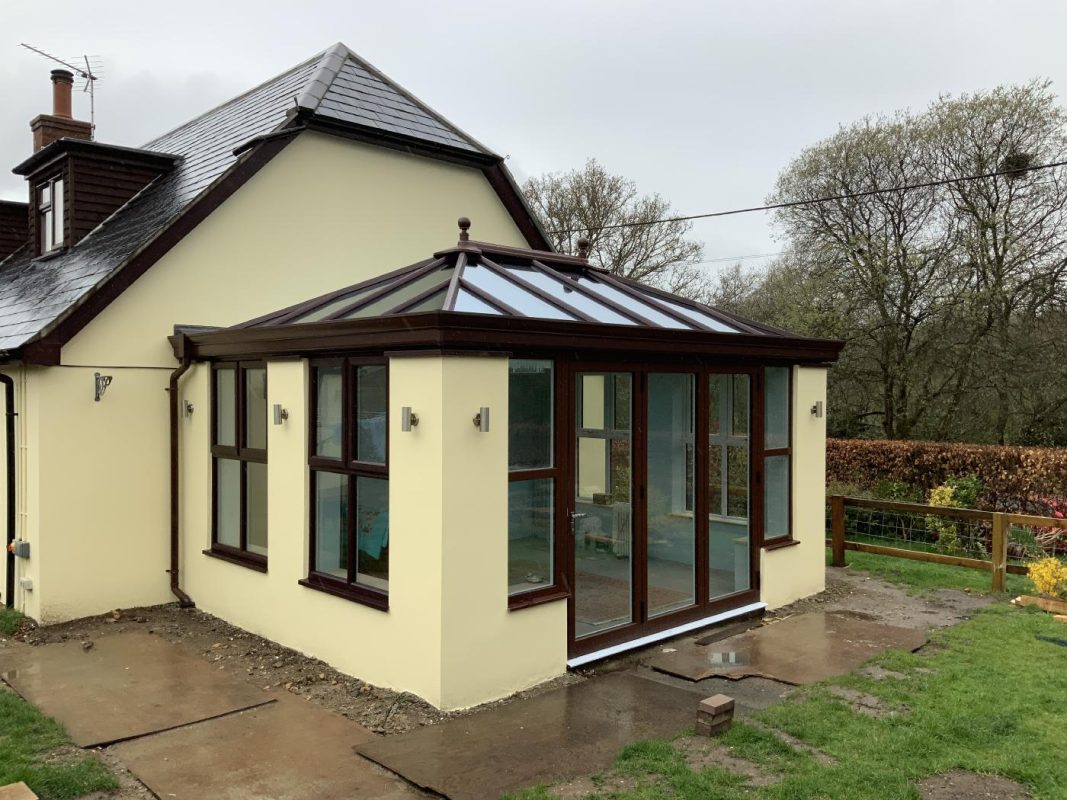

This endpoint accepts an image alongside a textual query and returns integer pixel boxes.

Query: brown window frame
[756,365,793,547]
[209,361,268,571]
[507,358,569,611]
[37,174,65,255]
[301,357,390,611]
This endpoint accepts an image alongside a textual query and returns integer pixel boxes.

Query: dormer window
[38,176,64,253]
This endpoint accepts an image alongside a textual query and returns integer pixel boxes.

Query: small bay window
[37,176,65,254]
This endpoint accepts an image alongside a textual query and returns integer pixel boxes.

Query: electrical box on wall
[9,540,29,558]
[18,577,32,592]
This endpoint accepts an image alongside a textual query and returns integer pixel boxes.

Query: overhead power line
[549,159,1067,235]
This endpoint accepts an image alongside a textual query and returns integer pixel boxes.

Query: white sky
[3,0,1067,272]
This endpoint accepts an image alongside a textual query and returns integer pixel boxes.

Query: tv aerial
[19,43,102,137]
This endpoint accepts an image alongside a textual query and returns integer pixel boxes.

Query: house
[0,43,843,710]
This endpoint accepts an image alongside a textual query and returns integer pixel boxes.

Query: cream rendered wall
[29,131,530,623]
[435,356,567,710]
[62,132,529,368]
[178,356,566,710]
[760,366,828,610]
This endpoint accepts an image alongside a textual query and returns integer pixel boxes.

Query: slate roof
[0,43,499,355]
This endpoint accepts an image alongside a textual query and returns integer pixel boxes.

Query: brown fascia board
[181,311,846,364]
[12,138,180,177]
[19,134,298,366]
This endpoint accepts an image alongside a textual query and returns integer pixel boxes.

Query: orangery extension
[0,42,842,710]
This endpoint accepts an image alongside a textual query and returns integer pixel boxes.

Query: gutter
[168,339,195,608]
[0,373,13,608]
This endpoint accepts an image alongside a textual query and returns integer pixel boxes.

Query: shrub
[1027,556,1067,598]
[826,438,1067,508]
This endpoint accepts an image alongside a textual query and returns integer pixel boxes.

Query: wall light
[810,400,824,418]
[94,372,113,402]
[473,406,490,433]
[401,406,419,432]
[272,404,289,425]
[183,400,195,418]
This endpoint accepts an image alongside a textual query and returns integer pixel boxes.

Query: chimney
[30,69,92,152]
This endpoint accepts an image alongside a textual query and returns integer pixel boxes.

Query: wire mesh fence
[826,496,1067,591]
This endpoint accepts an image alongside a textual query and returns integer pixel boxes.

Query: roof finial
[576,237,591,260]
[458,216,471,243]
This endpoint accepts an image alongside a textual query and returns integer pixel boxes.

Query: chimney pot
[51,69,74,119]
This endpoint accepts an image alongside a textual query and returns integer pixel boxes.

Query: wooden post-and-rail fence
[828,495,1067,593]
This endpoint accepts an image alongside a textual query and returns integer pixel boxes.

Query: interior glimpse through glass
[574,372,633,638]
[646,373,696,618]
[709,373,751,599]
[314,366,343,458]
[355,366,387,464]
[355,476,389,591]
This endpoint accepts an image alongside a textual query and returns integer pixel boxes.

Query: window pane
[355,476,389,591]
[508,360,553,471]
[53,180,64,247]
[313,471,347,579]
[764,455,790,539]
[246,462,268,555]
[314,366,343,459]
[646,373,696,617]
[42,209,53,252]
[214,458,240,548]
[575,275,689,328]
[580,374,605,430]
[355,366,387,464]
[709,374,726,435]
[508,478,554,595]
[244,367,267,450]
[708,444,723,516]
[343,268,453,319]
[214,369,236,447]
[765,367,790,450]
[453,290,503,315]
[732,375,750,436]
[504,266,635,325]
[726,446,749,517]
[38,184,50,208]
[613,374,632,431]
[463,263,574,321]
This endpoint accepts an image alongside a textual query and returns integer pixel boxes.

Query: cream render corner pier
[170,223,842,708]
[0,42,841,710]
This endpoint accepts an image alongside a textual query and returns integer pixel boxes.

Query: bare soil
[770,567,995,630]
[673,734,778,786]
[917,769,1031,799]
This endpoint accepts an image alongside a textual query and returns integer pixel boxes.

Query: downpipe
[0,373,14,609]
[168,348,195,608]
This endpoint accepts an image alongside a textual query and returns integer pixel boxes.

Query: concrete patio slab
[0,783,37,800]
[647,611,928,685]
[356,672,696,800]
[112,693,422,800]
[0,631,271,747]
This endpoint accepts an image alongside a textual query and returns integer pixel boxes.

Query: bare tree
[523,159,706,292]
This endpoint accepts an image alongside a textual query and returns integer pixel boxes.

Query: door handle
[569,512,588,520]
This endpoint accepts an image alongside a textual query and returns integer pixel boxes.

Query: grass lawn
[834,548,1033,596]
[0,687,117,799]
[507,603,1067,799]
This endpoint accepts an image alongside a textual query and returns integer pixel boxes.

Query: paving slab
[356,672,696,800]
[0,783,37,800]
[647,611,927,685]
[113,693,421,800]
[0,631,271,747]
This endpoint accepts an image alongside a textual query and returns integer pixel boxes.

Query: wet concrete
[0,631,270,747]
[647,611,928,685]
[636,667,793,711]
[356,672,697,800]
[112,693,423,800]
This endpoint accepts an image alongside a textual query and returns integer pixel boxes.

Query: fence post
[991,512,1007,593]
[831,495,846,567]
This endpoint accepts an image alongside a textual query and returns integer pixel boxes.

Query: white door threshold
[566,601,767,668]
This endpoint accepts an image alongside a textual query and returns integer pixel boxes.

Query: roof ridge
[325,43,499,158]
[142,47,328,150]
